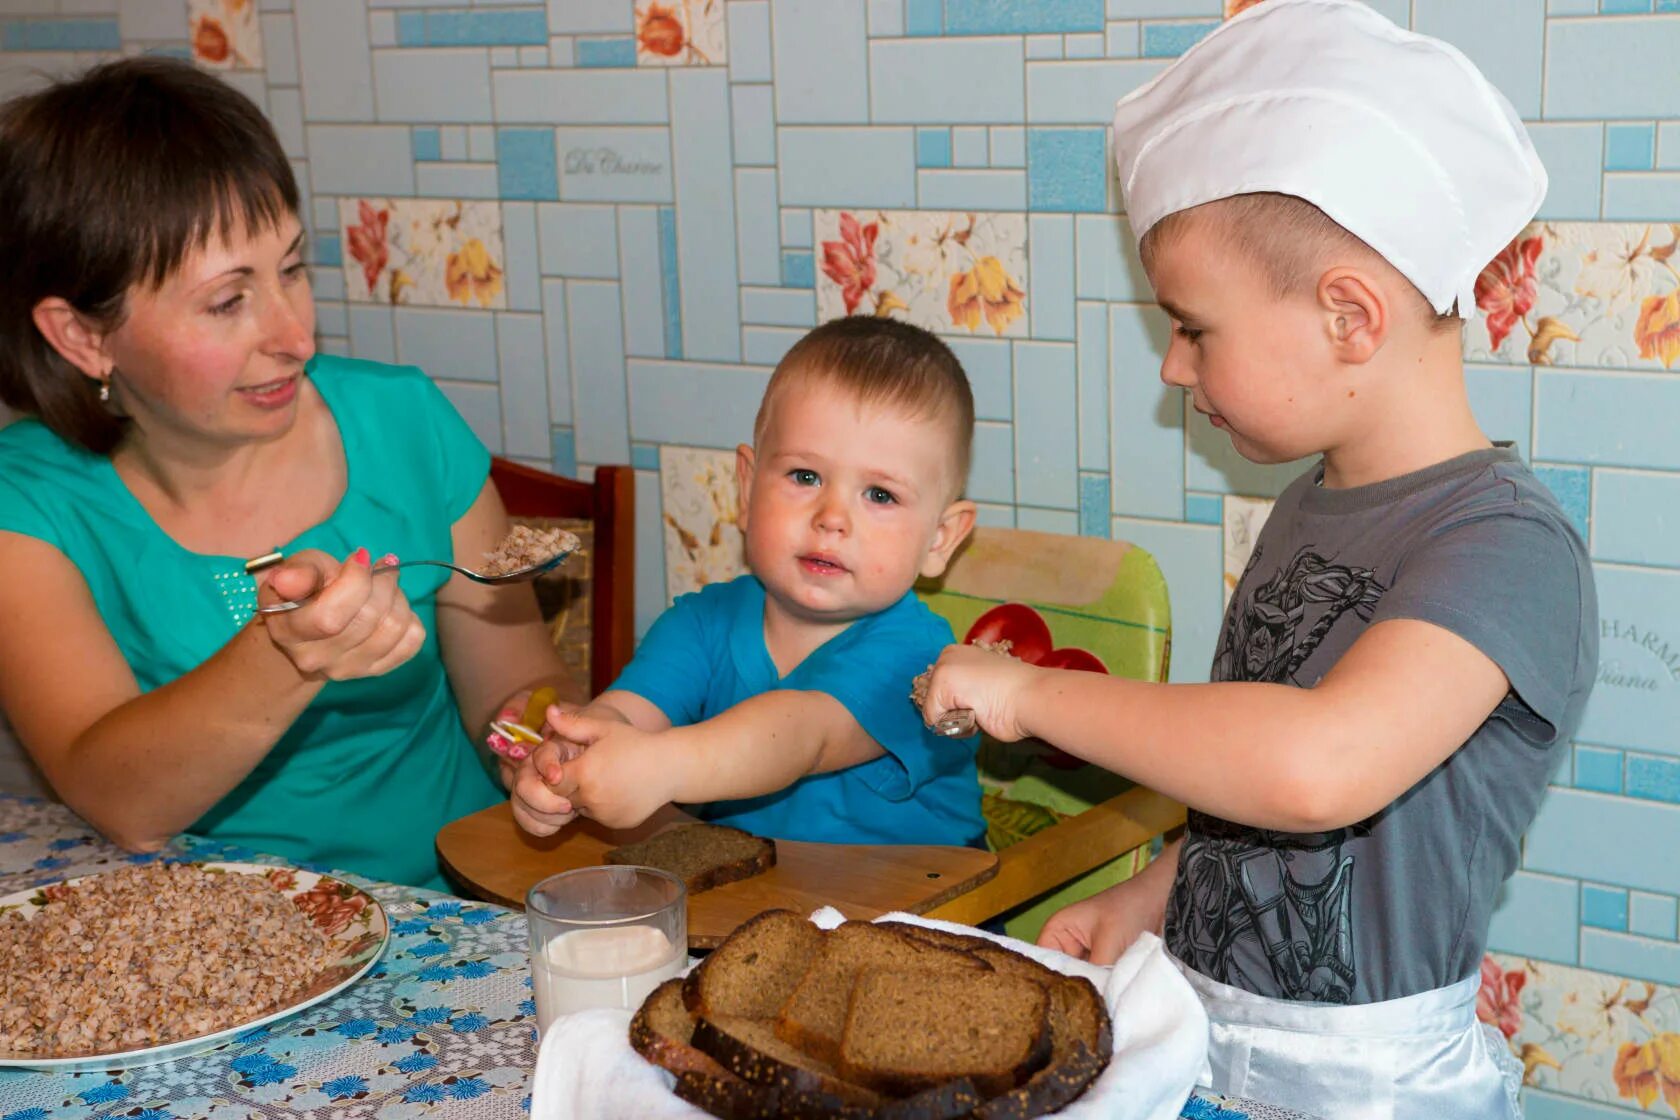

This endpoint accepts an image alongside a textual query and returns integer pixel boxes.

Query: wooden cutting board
[436,802,998,949]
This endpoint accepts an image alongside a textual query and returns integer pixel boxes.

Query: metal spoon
[254,547,576,616]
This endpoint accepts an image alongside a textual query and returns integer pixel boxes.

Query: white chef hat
[1108,0,1546,317]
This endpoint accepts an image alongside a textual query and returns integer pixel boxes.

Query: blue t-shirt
[610,575,984,847]
[0,355,504,890]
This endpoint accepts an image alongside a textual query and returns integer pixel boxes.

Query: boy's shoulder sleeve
[783,594,957,800]
[606,578,736,725]
[1375,485,1595,745]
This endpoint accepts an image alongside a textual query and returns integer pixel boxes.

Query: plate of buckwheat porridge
[0,861,388,1072]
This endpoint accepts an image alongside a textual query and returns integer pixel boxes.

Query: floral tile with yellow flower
[338,198,508,310]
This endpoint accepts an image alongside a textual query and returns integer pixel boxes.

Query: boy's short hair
[754,316,975,497]
[1138,193,1459,329]
[0,57,299,454]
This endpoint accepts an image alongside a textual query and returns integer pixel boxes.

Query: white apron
[1174,956,1522,1120]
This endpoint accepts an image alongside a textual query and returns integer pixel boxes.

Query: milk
[531,924,684,1030]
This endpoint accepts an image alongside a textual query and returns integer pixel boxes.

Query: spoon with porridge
[256,524,579,615]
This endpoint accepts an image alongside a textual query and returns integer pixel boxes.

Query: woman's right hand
[258,548,426,680]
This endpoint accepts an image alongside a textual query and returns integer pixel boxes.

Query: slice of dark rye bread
[630,977,733,1080]
[775,921,993,1064]
[606,823,776,894]
[673,1068,983,1120]
[684,909,827,1019]
[837,969,1053,1098]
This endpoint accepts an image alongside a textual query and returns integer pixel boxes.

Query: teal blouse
[0,355,504,889]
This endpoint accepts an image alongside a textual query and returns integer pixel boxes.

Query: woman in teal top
[0,60,569,889]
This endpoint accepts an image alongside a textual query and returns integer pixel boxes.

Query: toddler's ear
[920,499,977,579]
[734,443,755,533]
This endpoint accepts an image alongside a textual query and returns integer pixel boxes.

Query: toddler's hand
[508,738,580,837]
[539,711,674,830]
[918,643,1042,742]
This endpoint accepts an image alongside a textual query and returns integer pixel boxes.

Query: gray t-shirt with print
[1164,446,1597,1005]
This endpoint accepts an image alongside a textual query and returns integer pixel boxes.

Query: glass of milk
[525,865,687,1036]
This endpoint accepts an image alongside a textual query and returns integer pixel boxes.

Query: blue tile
[1105,0,1219,12]
[1184,493,1221,525]
[658,207,683,360]
[1465,363,1533,461]
[374,48,493,123]
[1582,928,1680,986]
[1660,123,1680,169]
[1079,474,1111,537]
[1585,883,1631,930]
[315,235,343,268]
[670,69,739,362]
[442,127,468,162]
[1074,213,1149,300]
[633,467,665,631]
[1593,469,1680,568]
[348,306,396,364]
[1140,20,1216,58]
[905,0,942,35]
[1014,342,1078,510]
[493,70,669,124]
[616,207,666,360]
[735,168,781,287]
[1548,0,1599,9]
[1527,787,1680,893]
[576,37,636,66]
[1659,0,1680,9]
[968,422,1015,505]
[990,126,1026,168]
[630,443,660,471]
[545,0,629,34]
[1029,214,1075,342]
[396,11,426,46]
[1028,128,1108,212]
[395,307,498,382]
[1027,34,1065,59]
[773,0,868,123]
[567,281,631,463]
[306,125,415,195]
[973,502,1017,529]
[551,427,576,478]
[502,202,541,312]
[1531,464,1590,543]
[312,270,345,301]
[731,85,776,167]
[1105,21,1139,57]
[743,327,803,367]
[412,126,442,161]
[497,312,550,459]
[1627,754,1680,803]
[1537,371,1680,470]
[414,163,499,199]
[1412,0,1543,118]
[541,279,573,423]
[1604,173,1680,220]
[1112,518,1222,683]
[870,38,1026,124]
[728,1,772,83]
[741,287,816,328]
[948,338,1012,421]
[868,0,905,36]
[537,203,618,278]
[295,1,376,122]
[1602,0,1653,11]
[1028,58,1169,124]
[944,0,1103,34]
[555,127,672,203]
[1019,508,1080,534]
[1631,892,1678,939]
[781,250,815,289]
[1546,16,1680,119]
[315,302,348,338]
[781,209,814,249]
[1585,566,1680,754]
[1576,746,1624,794]
[0,17,119,51]
[263,11,301,83]
[1108,305,1182,520]
[435,381,503,452]
[917,169,1025,210]
[917,128,953,169]
[1526,1088,1655,1120]
[426,8,548,46]
[495,128,559,201]
[1527,123,1604,220]
[627,359,769,448]
[1065,33,1104,59]
[1076,301,1108,471]
[952,126,990,167]
[779,128,916,207]
[1487,871,1580,963]
[1608,123,1657,170]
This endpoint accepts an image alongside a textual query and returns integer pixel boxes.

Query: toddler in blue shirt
[508,317,984,847]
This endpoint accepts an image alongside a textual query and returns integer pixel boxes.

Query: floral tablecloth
[0,796,1309,1120]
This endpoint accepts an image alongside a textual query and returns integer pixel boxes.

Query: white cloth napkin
[530,908,1209,1120]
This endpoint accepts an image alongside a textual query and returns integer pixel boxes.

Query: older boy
[918,2,1596,1116]
[509,316,983,848]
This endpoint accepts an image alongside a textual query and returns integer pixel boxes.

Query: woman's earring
[98,378,110,402]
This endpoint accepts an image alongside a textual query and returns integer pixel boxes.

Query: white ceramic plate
[0,860,388,1072]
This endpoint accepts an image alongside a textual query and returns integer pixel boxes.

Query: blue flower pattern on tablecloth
[0,795,1277,1120]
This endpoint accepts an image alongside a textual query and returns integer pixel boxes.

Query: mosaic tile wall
[3,1,1679,1113]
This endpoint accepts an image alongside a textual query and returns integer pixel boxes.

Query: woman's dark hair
[0,57,299,453]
